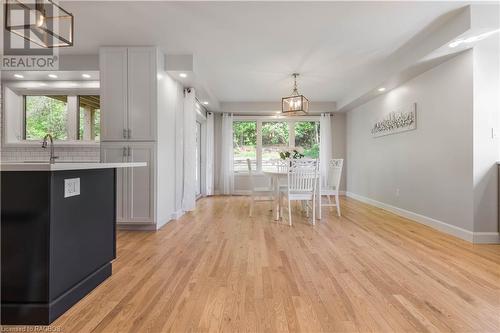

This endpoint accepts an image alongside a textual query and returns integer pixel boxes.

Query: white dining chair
[247,158,274,217]
[279,159,319,226]
[320,159,344,217]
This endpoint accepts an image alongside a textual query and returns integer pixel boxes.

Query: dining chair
[247,158,274,217]
[320,159,344,217]
[280,159,319,226]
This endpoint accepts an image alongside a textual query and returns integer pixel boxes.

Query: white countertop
[0,162,147,172]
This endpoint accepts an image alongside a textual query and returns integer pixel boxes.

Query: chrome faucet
[42,134,58,164]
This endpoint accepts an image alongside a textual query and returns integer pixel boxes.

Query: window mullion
[288,120,295,148]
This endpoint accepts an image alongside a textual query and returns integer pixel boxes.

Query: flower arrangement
[279,147,305,160]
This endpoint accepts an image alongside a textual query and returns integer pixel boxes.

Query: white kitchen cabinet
[127,48,157,141]
[126,143,155,223]
[100,47,128,141]
[100,47,157,142]
[101,142,156,225]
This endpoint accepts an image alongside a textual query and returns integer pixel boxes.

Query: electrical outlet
[64,178,80,198]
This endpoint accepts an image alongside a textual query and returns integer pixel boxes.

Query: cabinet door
[100,143,128,223]
[100,48,128,141]
[127,143,155,223]
[127,47,157,141]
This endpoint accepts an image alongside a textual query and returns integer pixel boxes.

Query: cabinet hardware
[128,129,132,139]
[123,129,127,139]
[122,147,127,157]
[127,147,131,157]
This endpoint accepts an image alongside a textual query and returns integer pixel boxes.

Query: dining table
[263,169,321,221]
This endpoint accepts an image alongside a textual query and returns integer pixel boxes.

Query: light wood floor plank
[3,196,499,333]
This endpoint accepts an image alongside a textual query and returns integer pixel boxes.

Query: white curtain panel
[220,113,234,195]
[320,113,333,188]
[205,112,215,195]
[182,89,197,211]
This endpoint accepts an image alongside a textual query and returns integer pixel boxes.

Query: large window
[78,96,101,141]
[233,121,257,172]
[295,121,320,158]
[24,95,69,140]
[262,121,289,170]
[24,95,100,142]
[233,118,320,173]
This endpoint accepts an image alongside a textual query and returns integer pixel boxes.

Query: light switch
[64,178,80,198]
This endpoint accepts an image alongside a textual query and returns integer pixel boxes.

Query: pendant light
[282,73,309,115]
[5,0,74,48]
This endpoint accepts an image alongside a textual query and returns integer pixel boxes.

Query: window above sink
[1,72,100,148]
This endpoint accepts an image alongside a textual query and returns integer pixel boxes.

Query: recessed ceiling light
[378,87,386,92]
[81,74,91,79]
[179,73,187,78]
[39,83,47,87]
[48,74,58,79]
[203,101,209,105]
[13,74,24,79]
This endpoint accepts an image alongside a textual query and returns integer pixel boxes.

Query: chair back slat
[287,159,319,193]
[268,159,288,173]
[326,159,344,190]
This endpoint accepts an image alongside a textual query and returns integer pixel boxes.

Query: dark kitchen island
[0,162,145,325]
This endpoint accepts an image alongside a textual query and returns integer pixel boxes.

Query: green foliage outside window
[79,108,101,141]
[232,120,320,171]
[233,121,256,149]
[25,96,68,140]
[262,122,289,146]
[295,121,320,158]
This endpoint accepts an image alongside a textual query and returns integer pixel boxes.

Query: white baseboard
[473,232,500,244]
[233,190,347,196]
[117,223,157,231]
[345,192,499,244]
[171,210,185,220]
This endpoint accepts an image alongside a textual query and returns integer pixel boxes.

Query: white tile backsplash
[1,146,100,162]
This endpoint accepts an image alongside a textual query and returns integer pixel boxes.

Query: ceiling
[1,71,99,81]
[56,1,471,104]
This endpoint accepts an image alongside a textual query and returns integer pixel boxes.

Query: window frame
[1,83,100,148]
[22,93,100,144]
[233,115,320,174]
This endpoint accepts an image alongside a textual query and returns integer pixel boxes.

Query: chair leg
[312,196,316,225]
[318,193,322,220]
[335,194,341,217]
[327,195,333,211]
[288,199,292,226]
[317,181,321,220]
[249,195,254,217]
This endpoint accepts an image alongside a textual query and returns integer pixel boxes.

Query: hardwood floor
[12,196,500,332]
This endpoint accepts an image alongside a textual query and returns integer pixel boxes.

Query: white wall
[156,71,184,227]
[347,51,475,237]
[472,36,500,234]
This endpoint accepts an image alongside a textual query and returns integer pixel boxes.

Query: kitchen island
[0,162,146,325]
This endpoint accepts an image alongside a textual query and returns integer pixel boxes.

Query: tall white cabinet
[100,46,171,229]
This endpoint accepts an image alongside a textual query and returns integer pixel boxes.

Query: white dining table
[262,170,321,221]
[262,170,286,220]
